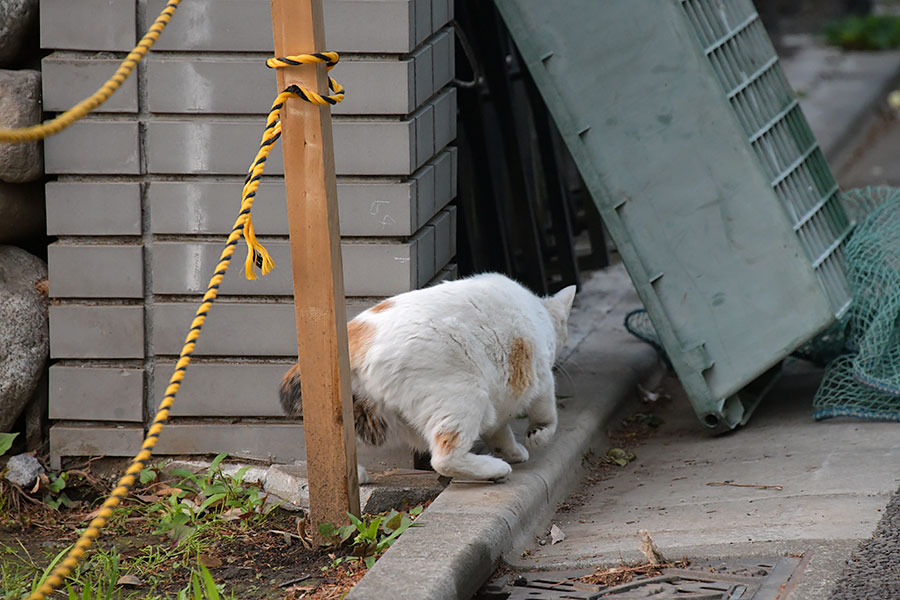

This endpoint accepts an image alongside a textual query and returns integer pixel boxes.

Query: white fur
[352,274,576,481]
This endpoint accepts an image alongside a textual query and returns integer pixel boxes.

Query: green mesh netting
[812,186,900,421]
[624,186,900,422]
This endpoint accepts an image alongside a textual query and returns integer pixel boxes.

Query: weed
[43,472,76,510]
[177,564,237,600]
[0,432,18,457]
[318,505,423,569]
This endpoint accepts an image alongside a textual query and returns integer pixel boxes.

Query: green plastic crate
[495,0,852,430]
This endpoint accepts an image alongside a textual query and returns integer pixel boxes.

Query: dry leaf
[199,553,223,568]
[156,484,183,496]
[220,507,243,521]
[116,574,142,586]
[135,494,161,503]
[82,508,103,522]
[550,524,566,545]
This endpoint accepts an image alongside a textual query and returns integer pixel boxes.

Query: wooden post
[270,0,361,528]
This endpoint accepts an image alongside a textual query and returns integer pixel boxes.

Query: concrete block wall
[41,0,457,467]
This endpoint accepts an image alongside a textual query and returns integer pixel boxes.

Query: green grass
[825,14,900,50]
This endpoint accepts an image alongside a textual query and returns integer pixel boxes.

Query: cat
[279,273,577,482]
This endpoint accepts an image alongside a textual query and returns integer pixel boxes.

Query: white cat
[280,274,576,482]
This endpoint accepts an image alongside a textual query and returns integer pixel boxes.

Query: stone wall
[0,0,49,449]
[40,0,457,468]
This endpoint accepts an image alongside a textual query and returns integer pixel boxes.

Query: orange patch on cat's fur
[370,299,394,313]
[347,319,376,366]
[508,338,533,396]
[433,431,460,456]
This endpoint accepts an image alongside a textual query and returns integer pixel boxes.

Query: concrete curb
[346,266,666,600]
[779,35,900,167]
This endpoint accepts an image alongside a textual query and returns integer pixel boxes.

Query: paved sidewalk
[504,361,900,599]
[778,33,900,166]
[346,265,665,600]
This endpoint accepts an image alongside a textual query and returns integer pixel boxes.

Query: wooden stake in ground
[270,0,361,529]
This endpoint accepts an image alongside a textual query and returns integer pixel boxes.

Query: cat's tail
[279,362,388,447]
[279,363,303,417]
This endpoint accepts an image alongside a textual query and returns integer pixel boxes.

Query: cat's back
[375,273,541,323]
[353,274,552,366]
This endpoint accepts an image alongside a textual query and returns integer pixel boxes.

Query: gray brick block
[432,209,451,272]
[433,87,456,152]
[433,149,453,212]
[152,362,289,417]
[147,0,418,53]
[146,120,283,176]
[42,55,138,113]
[149,179,420,237]
[413,163,435,227]
[448,204,457,256]
[48,244,143,298]
[431,29,454,91]
[50,426,145,467]
[342,241,419,296]
[146,57,416,116]
[50,305,144,359]
[334,59,416,116]
[412,43,433,107]
[146,0,273,52]
[338,180,416,236]
[149,181,287,234]
[152,423,304,463]
[325,0,416,53]
[49,365,143,421]
[332,120,417,175]
[40,0,135,51]
[432,0,451,32]
[146,119,418,175]
[44,121,140,175]
[415,224,435,287]
[148,169,444,237]
[415,0,431,45]
[151,303,298,356]
[46,182,141,235]
[415,104,434,170]
[151,239,418,296]
[449,145,458,197]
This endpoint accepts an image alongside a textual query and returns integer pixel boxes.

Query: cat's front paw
[525,424,555,450]
[498,441,529,463]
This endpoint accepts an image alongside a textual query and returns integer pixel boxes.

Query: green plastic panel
[495,0,852,430]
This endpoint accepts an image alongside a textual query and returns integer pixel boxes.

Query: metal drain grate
[477,557,801,599]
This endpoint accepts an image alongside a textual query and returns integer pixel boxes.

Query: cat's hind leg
[429,432,512,480]
[424,407,512,481]
[525,378,558,450]
[483,424,529,463]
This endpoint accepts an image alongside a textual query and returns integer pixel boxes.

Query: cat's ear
[552,285,577,315]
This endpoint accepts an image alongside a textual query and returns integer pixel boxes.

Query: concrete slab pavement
[778,33,900,166]
[503,361,900,599]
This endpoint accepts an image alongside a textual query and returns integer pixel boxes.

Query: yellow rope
[24,51,344,600]
[0,1,181,144]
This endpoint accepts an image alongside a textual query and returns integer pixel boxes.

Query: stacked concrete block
[41,0,457,467]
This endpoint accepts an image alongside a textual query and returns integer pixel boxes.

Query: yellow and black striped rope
[266,51,345,106]
[25,54,344,600]
[0,0,181,143]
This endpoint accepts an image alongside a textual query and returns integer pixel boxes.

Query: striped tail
[279,363,387,446]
